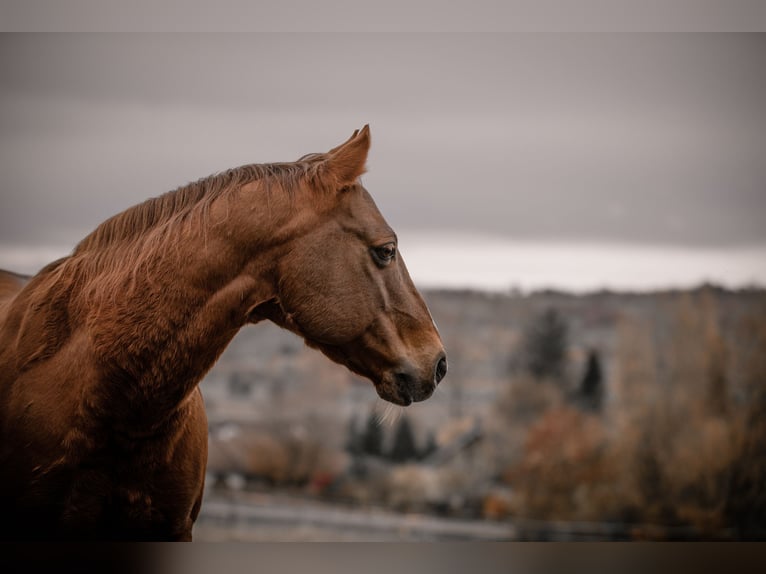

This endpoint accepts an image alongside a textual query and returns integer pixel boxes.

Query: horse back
[0,269,29,335]
[0,268,29,303]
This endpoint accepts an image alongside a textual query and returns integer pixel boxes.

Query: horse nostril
[434,355,447,384]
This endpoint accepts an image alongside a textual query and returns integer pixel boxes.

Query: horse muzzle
[376,351,447,406]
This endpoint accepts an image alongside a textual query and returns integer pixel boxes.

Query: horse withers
[0,125,446,540]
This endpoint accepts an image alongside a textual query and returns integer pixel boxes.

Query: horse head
[250,126,447,406]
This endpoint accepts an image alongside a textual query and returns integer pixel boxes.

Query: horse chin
[375,371,438,406]
[375,383,413,407]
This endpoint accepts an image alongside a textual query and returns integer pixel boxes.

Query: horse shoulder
[178,387,208,535]
[110,387,208,540]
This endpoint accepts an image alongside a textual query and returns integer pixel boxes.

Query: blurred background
[1,33,765,540]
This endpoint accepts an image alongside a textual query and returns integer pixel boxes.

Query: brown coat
[0,126,445,540]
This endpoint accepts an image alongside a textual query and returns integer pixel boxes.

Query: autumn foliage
[500,289,766,538]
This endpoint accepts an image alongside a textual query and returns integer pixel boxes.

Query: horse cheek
[286,259,373,344]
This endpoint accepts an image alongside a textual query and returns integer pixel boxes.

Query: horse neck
[73,193,291,427]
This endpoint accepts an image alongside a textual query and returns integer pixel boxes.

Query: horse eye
[372,243,396,265]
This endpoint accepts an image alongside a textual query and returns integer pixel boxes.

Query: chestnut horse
[0,126,446,540]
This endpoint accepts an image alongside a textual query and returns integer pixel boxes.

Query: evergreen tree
[521,307,569,381]
[361,411,384,457]
[419,431,438,461]
[579,349,604,411]
[388,416,419,463]
[345,415,363,456]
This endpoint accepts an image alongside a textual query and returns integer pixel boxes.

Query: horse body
[0,126,446,539]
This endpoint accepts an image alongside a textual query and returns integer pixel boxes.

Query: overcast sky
[1,33,764,289]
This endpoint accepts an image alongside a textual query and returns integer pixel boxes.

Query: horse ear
[326,125,370,186]
[327,129,360,155]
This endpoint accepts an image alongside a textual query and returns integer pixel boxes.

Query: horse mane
[74,157,330,255]
[5,157,336,371]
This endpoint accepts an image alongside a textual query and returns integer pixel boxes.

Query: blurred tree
[345,415,363,456]
[228,372,253,398]
[701,293,729,417]
[725,387,766,538]
[420,431,438,460]
[361,411,384,457]
[578,349,604,411]
[521,307,569,382]
[724,313,766,538]
[388,416,419,463]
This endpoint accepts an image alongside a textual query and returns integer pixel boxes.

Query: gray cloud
[1,33,765,248]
